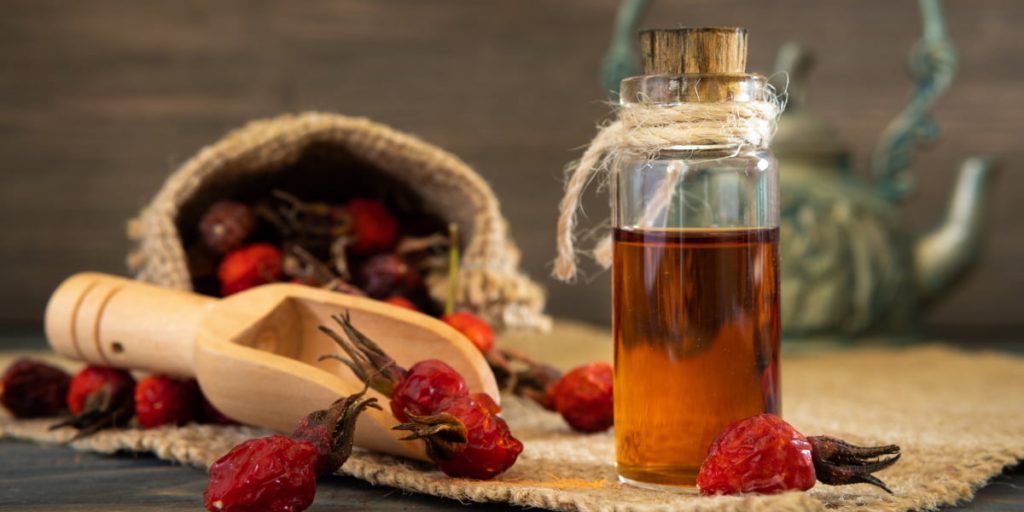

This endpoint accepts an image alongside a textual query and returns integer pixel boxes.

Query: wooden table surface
[2,331,1022,511]
[0,439,1018,512]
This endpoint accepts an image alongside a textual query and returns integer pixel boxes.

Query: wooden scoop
[44,272,498,461]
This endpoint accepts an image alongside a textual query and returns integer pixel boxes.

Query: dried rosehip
[697,413,815,495]
[0,358,71,418]
[359,253,420,299]
[344,199,398,256]
[549,362,613,432]
[697,414,901,495]
[199,200,256,254]
[442,312,495,354]
[318,314,468,423]
[65,366,134,416]
[383,296,418,311]
[390,360,468,422]
[53,366,135,439]
[134,375,200,429]
[396,392,523,480]
[218,243,283,295]
[205,389,378,511]
[204,435,318,512]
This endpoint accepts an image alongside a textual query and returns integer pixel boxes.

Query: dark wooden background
[0,0,1021,337]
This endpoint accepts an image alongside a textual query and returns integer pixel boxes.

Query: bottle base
[616,465,700,492]
[617,475,699,493]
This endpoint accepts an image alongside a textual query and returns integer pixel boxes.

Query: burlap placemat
[2,342,1022,511]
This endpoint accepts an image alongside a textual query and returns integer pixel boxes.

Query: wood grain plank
[0,0,1021,332]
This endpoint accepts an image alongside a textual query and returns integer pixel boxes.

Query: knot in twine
[553,99,782,281]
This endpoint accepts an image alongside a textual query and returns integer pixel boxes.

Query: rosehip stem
[485,349,563,406]
[317,312,407,397]
[290,244,343,284]
[808,436,901,494]
[294,384,382,475]
[331,386,381,453]
[50,386,133,441]
[393,410,468,461]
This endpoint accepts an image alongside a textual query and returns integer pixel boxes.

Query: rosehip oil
[613,227,780,487]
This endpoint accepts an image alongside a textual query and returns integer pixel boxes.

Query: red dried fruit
[134,375,200,429]
[383,296,418,311]
[0,358,71,418]
[442,312,495,354]
[318,314,468,423]
[218,243,283,295]
[54,365,135,439]
[697,414,901,495]
[697,413,815,495]
[359,253,420,299]
[396,392,523,480]
[344,199,398,256]
[66,366,135,416]
[549,362,613,432]
[199,200,256,254]
[204,435,318,512]
[205,388,378,511]
[390,360,468,422]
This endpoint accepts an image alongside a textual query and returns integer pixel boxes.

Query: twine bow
[553,100,783,281]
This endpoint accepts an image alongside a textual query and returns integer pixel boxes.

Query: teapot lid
[770,43,850,165]
[773,109,849,162]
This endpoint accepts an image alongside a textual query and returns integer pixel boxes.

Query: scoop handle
[45,272,215,377]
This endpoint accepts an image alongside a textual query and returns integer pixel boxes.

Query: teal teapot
[770,3,997,342]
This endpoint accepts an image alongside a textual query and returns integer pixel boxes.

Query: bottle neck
[619,73,771,106]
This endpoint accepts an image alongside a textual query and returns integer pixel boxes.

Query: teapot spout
[915,156,999,304]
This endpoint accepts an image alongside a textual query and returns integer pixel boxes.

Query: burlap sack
[126,112,549,331]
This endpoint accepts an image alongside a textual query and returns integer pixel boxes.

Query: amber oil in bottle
[613,227,780,486]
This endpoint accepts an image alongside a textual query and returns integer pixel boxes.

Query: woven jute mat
[2,329,1023,511]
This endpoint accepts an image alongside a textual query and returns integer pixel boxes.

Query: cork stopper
[640,27,748,75]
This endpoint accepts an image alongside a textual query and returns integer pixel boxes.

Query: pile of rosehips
[0,359,238,439]
[193,192,506,356]
[194,191,618,434]
[319,312,524,480]
[192,192,445,311]
[203,312,525,512]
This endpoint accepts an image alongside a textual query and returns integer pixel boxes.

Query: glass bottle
[611,28,780,489]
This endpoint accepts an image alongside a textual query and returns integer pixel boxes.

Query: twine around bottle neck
[553,96,782,281]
